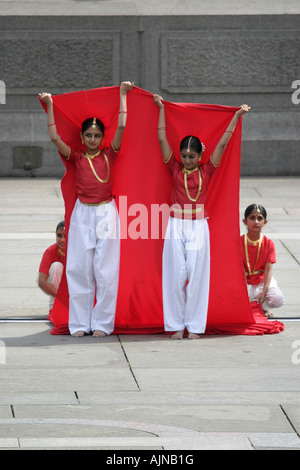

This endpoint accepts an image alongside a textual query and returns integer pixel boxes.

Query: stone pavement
[0,177,300,451]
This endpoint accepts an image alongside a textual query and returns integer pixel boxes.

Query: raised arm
[39,92,70,158]
[153,94,172,162]
[111,81,134,151]
[211,104,251,167]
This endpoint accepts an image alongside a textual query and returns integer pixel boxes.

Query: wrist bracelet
[119,111,127,113]
[224,130,233,133]
[48,123,56,126]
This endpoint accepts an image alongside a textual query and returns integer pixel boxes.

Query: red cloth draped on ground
[40,86,284,335]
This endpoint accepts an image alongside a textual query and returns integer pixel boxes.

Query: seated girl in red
[38,221,65,321]
[241,204,285,317]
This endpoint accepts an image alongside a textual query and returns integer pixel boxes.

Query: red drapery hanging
[40,86,284,336]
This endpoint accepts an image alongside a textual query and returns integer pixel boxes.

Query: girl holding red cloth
[154,94,250,339]
[39,81,133,337]
[242,204,285,318]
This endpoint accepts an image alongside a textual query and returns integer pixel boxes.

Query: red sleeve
[59,148,77,164]
[206,157,219,176]
[109,142,121,158]
[164,152,181,175]
[39,244,58,275]
[266,238,276,264]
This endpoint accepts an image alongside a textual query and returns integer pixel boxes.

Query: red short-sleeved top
[241,234,276,285]
[63,144,119,205]
[165,153,217,219]
[39,244,65,275]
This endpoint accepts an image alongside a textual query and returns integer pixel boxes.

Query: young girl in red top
[38,220,66,320]
[39,82,133,337]
[154,94,250,339]
[242,204,285,317]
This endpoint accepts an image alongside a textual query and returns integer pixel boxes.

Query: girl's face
[180,149,201,171]
[243,210,267,234]
[56,227,66,253]
[81,126,104,153]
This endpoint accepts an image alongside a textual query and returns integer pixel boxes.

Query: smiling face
[81,126,104,154]
[56,227,66,253]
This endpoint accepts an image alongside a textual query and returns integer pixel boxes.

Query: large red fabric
[40,86,284,335]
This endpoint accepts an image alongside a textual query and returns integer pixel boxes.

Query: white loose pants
[247,277,285,310]
[48,261,63,310]
[66,199,120,335]
[162,217,210,334]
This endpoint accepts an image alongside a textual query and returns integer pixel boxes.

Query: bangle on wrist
[119,110,127,113]
[48,122,56,126]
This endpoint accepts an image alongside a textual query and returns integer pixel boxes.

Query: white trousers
[66,199,120,335]
[247,277,285,310]
[48,262,63,310]
[162,217,210,334]
[36,261,63,311]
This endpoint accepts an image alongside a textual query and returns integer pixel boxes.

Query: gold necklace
[246,234,262,246]
[182,167,202,202]
[84,150,110,184]
[244,234,263,275]
[85,150,100,159]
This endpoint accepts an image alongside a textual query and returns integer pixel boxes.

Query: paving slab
[0,320,300,449]
[0,323,137,394]
[11,403,292,434]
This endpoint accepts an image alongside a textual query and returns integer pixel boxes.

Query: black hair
[56,220,65,232]
[180,135,203,154]
[81,117,105,134]
[244,204,267,220]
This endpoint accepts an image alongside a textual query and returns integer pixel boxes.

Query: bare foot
[72,330,86,337]
[171,330,184,339]
[92,330,107,338]
[188,332,201,340]
[263,310,274,318]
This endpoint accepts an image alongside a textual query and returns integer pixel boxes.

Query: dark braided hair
[244,204,267,220]
[180,135,203,154]
[56,220,65,232]
[81,117,105,135]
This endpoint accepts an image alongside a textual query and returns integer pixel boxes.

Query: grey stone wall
[0,14,299,177]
